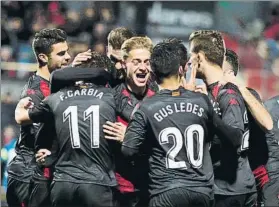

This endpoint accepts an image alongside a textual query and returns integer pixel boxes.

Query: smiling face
[125,48,151,88]
[47,41,71,72]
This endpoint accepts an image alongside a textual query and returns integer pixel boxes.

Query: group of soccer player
[6,26,279,207]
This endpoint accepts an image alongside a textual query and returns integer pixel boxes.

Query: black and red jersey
[208,82,256,195]
[28,85,117,186]
[8,73,50,182]
[122,87,217,197]
[112,82,156,193]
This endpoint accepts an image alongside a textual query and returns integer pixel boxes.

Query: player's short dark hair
[32,28,67,66]
[189,30,225,68]
[77,51,116,78]
[225,49,239,76]
[163,38,187,67]
[107,27,135,50]
[150,42,181,84]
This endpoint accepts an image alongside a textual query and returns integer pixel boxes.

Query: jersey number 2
[159,124,204,169]
[63,105,100,148]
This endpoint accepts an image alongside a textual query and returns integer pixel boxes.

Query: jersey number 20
[63,105,100,149]
[159,124,204,169]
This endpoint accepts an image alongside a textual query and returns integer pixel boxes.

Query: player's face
[223,59,235,77]
[124,48,151,88]
[107,45,122,70]
[47,41,71,72]
[189,41,204,79]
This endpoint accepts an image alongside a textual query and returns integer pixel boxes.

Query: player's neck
[36,66,51,81]
[204,66,223,86]
[126,80,146,95]
[159,76,181,91]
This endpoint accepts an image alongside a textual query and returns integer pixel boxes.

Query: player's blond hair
[121,36,153,60]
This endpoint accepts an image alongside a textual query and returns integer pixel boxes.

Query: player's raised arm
[222,72,273,131]
[122,109,148,157]
[15,96,52,125]
[15,97,34,125]
[50,54,113,93]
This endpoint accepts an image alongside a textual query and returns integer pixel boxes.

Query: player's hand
[18,97,34,109]
[195,84,208,95]
[181,56,198,91]
[103,121,127,143]
[71,49,92,67]
[35,149,51,165]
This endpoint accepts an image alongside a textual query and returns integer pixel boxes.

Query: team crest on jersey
[210,99,221,116]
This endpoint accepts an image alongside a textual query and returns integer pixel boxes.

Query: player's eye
[144,60,150,66]
[57,51,66,56]
[132,60,139,66]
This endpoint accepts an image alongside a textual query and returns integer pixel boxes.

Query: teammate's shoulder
[112,82,125,91]
[221,83,240,93]
[21,74,50,98]
[217,83,243,101]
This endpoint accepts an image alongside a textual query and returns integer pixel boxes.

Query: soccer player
[46,33,154,207]
[7,28,71,207]
[188,30,257,207]
[223,49,274,205]
[103,36,156,207]
[50,27,136,93]
[263,95,279,206]
[122,41,245,207]
[223,58,278,206]
[223,49,273,132]
[107,27,136,70]
[224,49,271,168]
[15,54,118,207]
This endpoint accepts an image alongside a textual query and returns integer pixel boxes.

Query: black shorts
[50,181,116,207]
[114,190,149,207]
[262,177,279,207]
[6,178,30,207]
[214,193,257,207]
[28,176,51,207]
[115,191,139,207]
[149,187,211,207]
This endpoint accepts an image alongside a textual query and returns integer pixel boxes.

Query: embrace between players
[8,27,279,207]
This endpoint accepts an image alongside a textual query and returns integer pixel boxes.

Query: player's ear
[121,60,127,70]
[183,62,188,73]
[38,53,48,64]
[197,52,206,64]
[197,52,206,69]
[178,65,185,76]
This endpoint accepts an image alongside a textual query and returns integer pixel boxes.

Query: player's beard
[195,69,205,80]
[47,58,58,73]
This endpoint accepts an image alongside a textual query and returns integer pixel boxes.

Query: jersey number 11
[63,105,100,149]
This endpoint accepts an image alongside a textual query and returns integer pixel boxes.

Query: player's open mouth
[135,73,148,83]
[136,73,147,79]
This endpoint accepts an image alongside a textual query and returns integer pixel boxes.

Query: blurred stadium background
[1,1,279,202]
